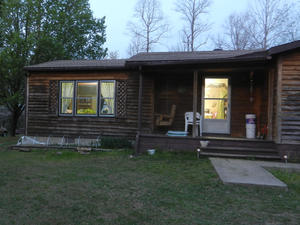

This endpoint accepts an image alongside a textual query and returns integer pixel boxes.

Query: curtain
[61,82,74,114]
[216,86,227,119]
[101,82,115,114]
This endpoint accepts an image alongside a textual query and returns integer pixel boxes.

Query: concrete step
[201,146,278,154]
[200,152,281,160]
[201,137,276,149]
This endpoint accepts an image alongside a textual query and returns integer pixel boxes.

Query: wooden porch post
[267,69,274,140]
[138,67,143,131]
[276,57,283,144]
[193,70,198,137]
[135,66,143,154]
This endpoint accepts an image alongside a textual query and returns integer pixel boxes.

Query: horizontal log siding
[27,71,153,138]
[280,51,300,144]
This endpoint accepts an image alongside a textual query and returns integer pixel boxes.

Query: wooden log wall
[278,51,300,144]
[26,71,154,139]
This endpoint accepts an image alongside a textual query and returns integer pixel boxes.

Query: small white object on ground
[147,149,155,155]
[200,141,209,147]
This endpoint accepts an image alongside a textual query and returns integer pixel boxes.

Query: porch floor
[138,133,281,160]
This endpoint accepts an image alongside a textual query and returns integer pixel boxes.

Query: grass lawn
[0,137,299,225]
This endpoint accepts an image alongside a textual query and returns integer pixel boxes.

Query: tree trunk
[9,109,21,136]
[9,112,18,136]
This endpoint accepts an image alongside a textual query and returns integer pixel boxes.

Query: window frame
[59,81,75,116]
[99,80,116,117]
[58,80,116,117]
[75,80,99,117]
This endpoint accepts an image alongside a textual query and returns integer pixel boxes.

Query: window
[60,81,74,115]
[59,80,116,117]
[204,78,228,120]
[100,81,115,116]
[76,81,98,115]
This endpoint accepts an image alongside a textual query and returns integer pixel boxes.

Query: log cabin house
[24,41,300,159]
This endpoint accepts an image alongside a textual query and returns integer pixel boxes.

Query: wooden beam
[138,66,143,132]
[276,56,283,144]
[267,68,274,140]
[25,75,29,136]
[193,70,198,137]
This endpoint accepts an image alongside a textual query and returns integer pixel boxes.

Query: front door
[202,77,230,134]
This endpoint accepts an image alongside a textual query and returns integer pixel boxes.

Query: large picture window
[100,81,115,116]
[59,80,116,117]
[60,81,74,115]
[76,81,98,115]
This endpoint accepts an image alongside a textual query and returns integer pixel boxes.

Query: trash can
[245,114,256,139]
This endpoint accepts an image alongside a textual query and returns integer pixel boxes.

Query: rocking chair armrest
[154,113,171,118]
[157,114,172,119]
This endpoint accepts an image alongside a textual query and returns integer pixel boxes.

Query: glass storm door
[202,78,230,134]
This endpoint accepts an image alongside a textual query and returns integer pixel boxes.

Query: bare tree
[127,0,168,54]
[212,34,227,50]
[224,12,254,50]
[107,51,119,59]
[248,0,294,49]
[215,0,298,50]
[175,0,212,51]
[127,35,144,57]
[214,12,253,50]
[280,1,300,43]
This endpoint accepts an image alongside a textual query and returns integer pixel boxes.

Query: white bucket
[147,149,155,155]
[245,114,256,139]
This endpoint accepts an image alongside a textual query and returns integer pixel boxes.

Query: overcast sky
[89,0,250,58]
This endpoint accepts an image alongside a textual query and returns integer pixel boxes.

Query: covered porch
[137,65,273,139]
[129,50,277,157]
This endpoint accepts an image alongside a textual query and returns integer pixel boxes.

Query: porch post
[193,70,198,137]
[136,66,143,154]
[138,66,143,131]
[267,69,274,140]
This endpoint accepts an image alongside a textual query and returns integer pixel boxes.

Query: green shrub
[100,137,133,149]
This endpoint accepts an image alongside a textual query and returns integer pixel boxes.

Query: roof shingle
[24,59,126,71]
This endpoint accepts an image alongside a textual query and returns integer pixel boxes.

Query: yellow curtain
[216,86,227,119]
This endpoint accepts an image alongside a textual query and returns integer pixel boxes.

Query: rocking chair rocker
[155,104,177,127]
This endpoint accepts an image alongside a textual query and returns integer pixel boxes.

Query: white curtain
[61,82,74,113]
[101,82,115,114]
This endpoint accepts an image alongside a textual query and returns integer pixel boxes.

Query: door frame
[201,75,231,134]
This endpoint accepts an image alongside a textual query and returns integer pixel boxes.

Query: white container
[200,141,209,147]
[245,114,256,139]
[147,149,155,155]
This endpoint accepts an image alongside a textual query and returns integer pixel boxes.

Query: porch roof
[127,49,267,66]
[127,40,300,67]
